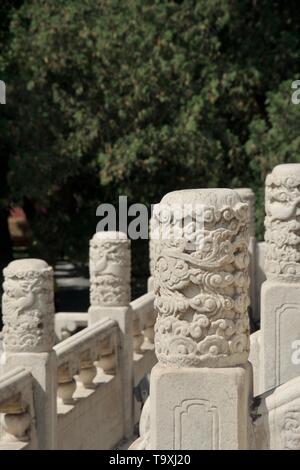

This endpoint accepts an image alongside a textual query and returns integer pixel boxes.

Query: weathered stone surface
[253,375,300,450]
[148,215,159,292]
[265,164,300,281]
[260,282,300,391]
[255,241,266,321]
[3,351,57,449]
[235,188,257,323]
[249,330,261,397]
[89,231,131,307]
[2,259,55,353]
[129,396,150,450]
[150,362,252,450]
[88,232,133,439]
[1,259,57,449]
[260,164,300,392]
[147,189,253,451]
[235,188,255,238]
[153,188,250,367]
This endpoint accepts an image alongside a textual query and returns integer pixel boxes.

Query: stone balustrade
[260,164,300,394]
[130,292,157,424]
[2,167,300,450]
[54,318,118,405]
[148,214,159,292]
[146,188,252,450]
[1,258,57,449]
[130,292,156,352]
[55,312,88,341]
[0,367,36,449]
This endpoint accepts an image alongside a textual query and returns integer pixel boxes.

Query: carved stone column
[88,231,133,438]
[150,189,252,449]
[148,215,159,292]
[260,164,300,392]
[2,259,57,449]
[89,231,130,308]
[235,188,258,326]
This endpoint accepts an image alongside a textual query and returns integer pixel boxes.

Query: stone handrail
[130,292,157,425]
[54,318,118,405]
[0,367,36,448]
[130,292,156,353]
[4,176,293,451]
[55,312,88,341]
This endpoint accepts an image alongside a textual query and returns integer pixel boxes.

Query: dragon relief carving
[153,189,250,367]
[265,165,300,281]
[89,232,131,307]
[2,260,55,353]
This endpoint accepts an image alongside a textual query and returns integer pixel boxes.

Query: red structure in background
[8,207,31,247]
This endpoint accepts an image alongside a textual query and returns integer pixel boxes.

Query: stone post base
[260,281,300,393]
[150,362,252,450]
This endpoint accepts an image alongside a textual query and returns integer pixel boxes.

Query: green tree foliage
[0,1,24,272]
[2,0,300,264]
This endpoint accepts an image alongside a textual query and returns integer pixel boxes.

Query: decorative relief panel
[89,231,131,307]
[265,164,300,281]
[174,398,219,450]
[153,189,250,367]
[2,259,55,353]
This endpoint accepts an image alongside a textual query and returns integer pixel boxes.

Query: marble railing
[54,318,118,406]
[54,318,123,449]
[3,170,299,450]
[0,367,36,449]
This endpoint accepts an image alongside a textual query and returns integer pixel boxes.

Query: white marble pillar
[150,189,252,449]
[260,164,300,392]
[1,259,57,449]
[87,231,133,438]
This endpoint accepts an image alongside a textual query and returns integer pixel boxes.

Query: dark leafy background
[1,0,300,305]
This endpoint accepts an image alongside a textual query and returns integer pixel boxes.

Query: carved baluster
[133,315,144,354]
[97,336,116,375]
[0,395,31,442]
[57,363,77,405]
[142,313,155,346]
[77,350,97,389]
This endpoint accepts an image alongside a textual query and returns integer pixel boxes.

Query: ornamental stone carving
[89,231,131,307]
[265,164,300,281]
[2,259,55,353]
[283,410,300,450]
[153,189,250,367]
[236,188,255,238]
[149,216,159,278]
